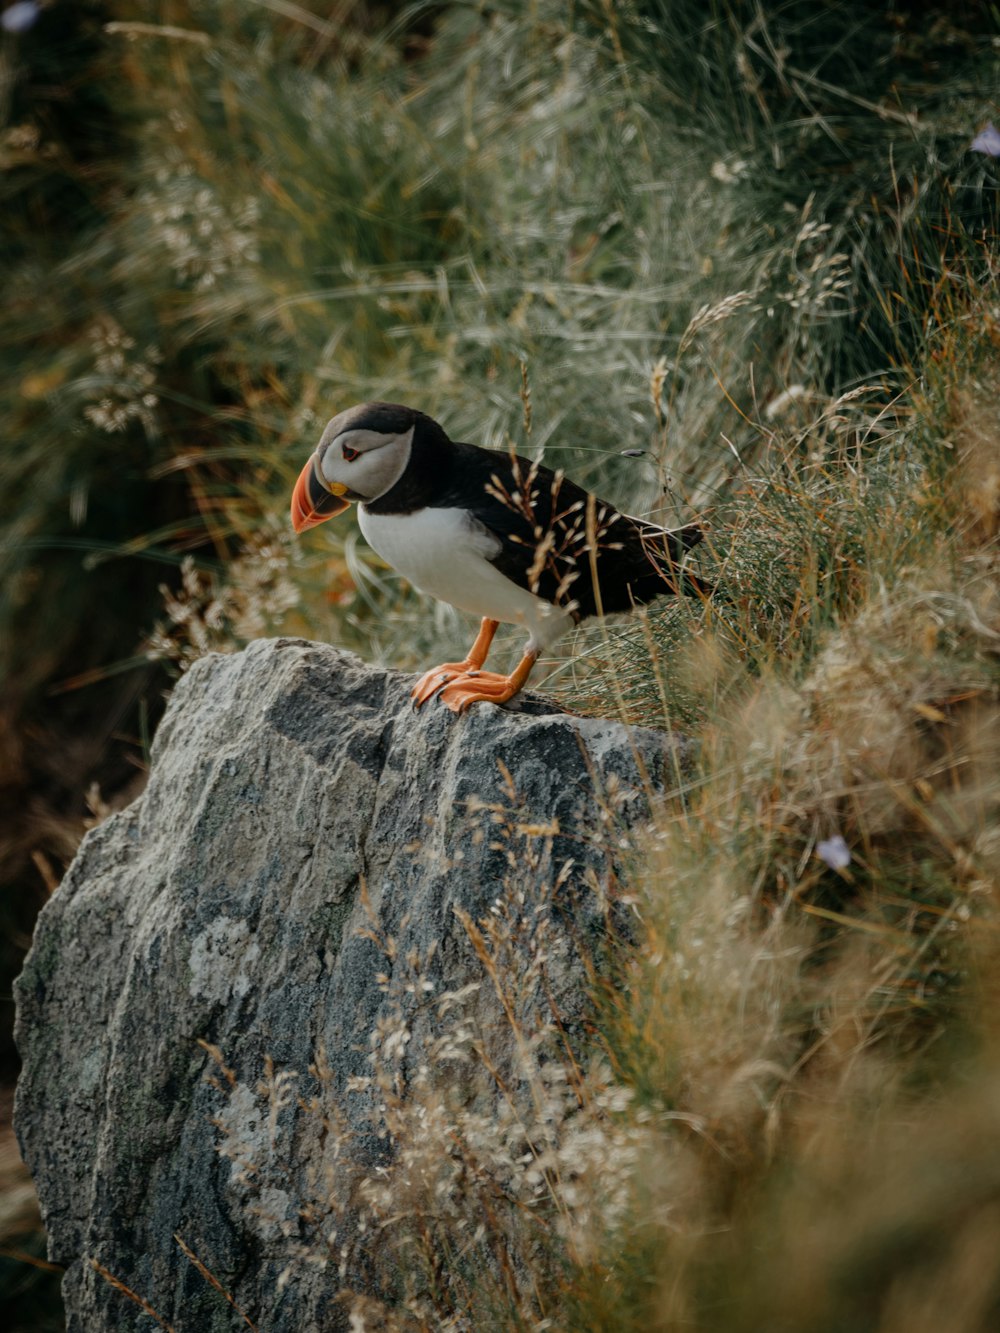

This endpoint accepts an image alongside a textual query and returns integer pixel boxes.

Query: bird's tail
[638,520,714,600]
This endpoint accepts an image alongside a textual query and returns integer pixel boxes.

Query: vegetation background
[1,0,998,1327]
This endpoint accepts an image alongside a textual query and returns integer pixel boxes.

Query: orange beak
[290,454,351,533]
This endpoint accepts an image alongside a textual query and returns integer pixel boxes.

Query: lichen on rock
[15,638,682,1330]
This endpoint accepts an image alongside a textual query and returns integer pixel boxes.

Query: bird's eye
[342,444,359,462]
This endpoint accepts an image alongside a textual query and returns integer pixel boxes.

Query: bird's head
[290,402,427,532]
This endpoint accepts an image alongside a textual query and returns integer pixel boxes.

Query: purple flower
[970,124,1000,158]
[817,835,851,871]
[1,2,40,33]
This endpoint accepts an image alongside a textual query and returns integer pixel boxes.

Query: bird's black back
[366,416,706,622]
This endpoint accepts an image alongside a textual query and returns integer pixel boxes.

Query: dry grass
[181,350,1000,1325]
[9,2,1000,1327]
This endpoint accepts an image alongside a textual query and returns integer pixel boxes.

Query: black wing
[437,442,705,622]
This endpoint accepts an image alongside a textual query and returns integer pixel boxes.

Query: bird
[290,401,709,713]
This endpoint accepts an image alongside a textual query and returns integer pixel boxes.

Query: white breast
[357,506,574,651]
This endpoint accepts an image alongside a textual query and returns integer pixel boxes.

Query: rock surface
[15,639,678,1331]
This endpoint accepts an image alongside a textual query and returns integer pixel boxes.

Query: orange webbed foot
[436,651,539,714]
[436,671,521,714]
[411,662,476,708]
[410,618,500,710]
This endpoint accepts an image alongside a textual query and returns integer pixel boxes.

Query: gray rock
[15,639,679,1331]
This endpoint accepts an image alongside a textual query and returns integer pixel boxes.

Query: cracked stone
[15,638,684,1331]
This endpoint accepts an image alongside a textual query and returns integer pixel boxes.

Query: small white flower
[1,3,40,34]
[817,835,851,871]
[970,123,1000,157]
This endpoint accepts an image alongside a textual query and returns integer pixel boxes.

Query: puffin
[290,402,709,712]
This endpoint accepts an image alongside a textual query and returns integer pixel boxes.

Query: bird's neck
[362,424,457,516]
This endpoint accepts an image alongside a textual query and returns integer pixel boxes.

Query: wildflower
[970,124,1000,157]
[1,2,40,34]
[710,158,748,184]
[146,175,261,290]
[817,835,851,871]
[81,318,160,435]
[147,526,299,668]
